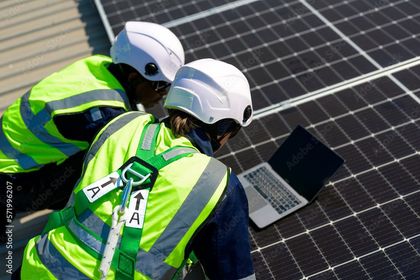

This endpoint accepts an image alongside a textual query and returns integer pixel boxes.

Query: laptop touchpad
[244,186,268,213]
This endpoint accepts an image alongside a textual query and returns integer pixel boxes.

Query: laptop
[238,125,344,228]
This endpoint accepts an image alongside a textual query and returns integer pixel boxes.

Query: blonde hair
[168,110,200,136]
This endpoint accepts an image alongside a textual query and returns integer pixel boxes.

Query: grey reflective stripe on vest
[141,123,159,150]
[0,117,41,170]
[20,92,82,157]
[78,209,110,240]
[67,218,106,256]
[70,147,199,258]
[83,112,142,168]
[162,147,197,161]
[36,234,90,279]
[45,89,129,112]
[238,274,257,280]
[20,89,129,158]
[136,158,227,279]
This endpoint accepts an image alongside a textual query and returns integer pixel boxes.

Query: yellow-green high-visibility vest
[21,112,229,280]
[0,55,131,173]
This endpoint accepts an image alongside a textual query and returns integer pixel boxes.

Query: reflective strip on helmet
[20,92,82,157]
[67,218,106,256]
[136,158,227,279]
[84,112,142,167]
[162,147,197,161]
[0,117,41,170]
[141,124,159,151]
[36,234,90,279]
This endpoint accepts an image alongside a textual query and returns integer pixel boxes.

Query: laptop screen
[268,125,344,202]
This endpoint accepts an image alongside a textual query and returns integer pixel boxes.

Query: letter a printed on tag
[82,172,121,203]
[125,190,149,229]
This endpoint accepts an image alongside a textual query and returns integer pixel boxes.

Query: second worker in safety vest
[0,21,185,233]
[19,58,256,279]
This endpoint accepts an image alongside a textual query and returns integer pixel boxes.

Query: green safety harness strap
[112,122,198,279]
[43,120,199,279]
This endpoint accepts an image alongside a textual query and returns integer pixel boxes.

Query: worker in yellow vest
[0,21,185,242]
[19,58,255,279]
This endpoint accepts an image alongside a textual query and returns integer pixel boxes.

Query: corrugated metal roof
[0,0,111,114]
[0,0,110,276]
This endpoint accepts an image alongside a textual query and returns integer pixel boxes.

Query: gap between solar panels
[159,0,420,115]
[303,234,420,280]
[299,0,420,105]
[254,56,420,119]
[250,189,420,255]
[95,0,420,114]
[94,0,115,42]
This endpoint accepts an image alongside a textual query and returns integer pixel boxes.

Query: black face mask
[210,138,221,152]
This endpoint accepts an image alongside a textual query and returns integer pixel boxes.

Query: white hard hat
[110,21,185,83]
[164,58,253,127]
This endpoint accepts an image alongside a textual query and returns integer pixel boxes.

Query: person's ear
[218,132,232,148]
[127,72,137,81]
[127,72,140,82]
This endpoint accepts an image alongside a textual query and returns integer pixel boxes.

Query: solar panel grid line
[220,89,417,161]
[177,0,404,44]
[326,0,418,58]
[187,0,407,59]
[253,56,420,119]
[349,0,420,63]
[251,188,420,255]
[97,0,420,110]
[94,1,420,278]
[241,46,366,91]
[311,90,420,191]
[290,214,338,276]
[388,74,420,104]
[270,202,420,279]
[304,234,420,280]
[299,0,382,69]
[294,203,357,275]
[167,1,380,107]
[318,1,420,104]
[231,2,341,111]
[315,84,419,169]
[314,0,420,103]
[282,239,307,279]
[329,118,418,152]
[183,9,315,56]
[232,16,371,105]
[163,0,260,28]
[179,1,303,42]
[167,0,368,33]
[308,2,420,105]
[230,76,420,276]
[194,5,278,110]
[297,158,404,278]
[335,152,418,189]
[101,0,192,17]
[220,124,419,182]
[222,82,414,186]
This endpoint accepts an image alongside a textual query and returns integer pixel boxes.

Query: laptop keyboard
[244,165,301,214]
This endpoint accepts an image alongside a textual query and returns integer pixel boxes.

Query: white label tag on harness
[125,189,149,229]
[82,172,121,203]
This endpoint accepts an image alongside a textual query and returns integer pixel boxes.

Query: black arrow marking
[101,177,118,189]
[134,192,144,210]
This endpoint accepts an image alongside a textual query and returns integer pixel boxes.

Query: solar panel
[95,0,420,278]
